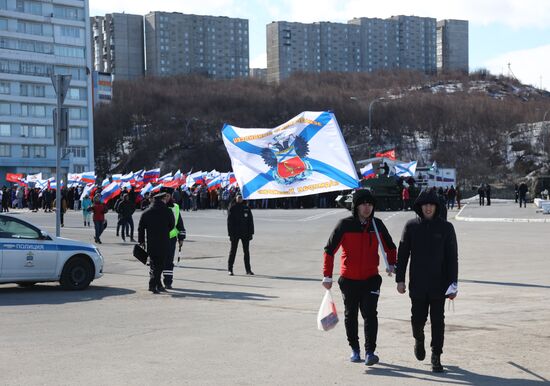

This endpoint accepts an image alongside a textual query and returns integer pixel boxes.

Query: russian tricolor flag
[207,176,222,191]
[158,172,173,182]
[186,171,204,187]
[81,171,96,184]
[360,163,376,179]
[101,182,121,204]
[143,168,160,183]
[121,172,135,184]
[140,182,153,196]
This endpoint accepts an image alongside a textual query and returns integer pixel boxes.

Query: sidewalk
[454,199,550,223]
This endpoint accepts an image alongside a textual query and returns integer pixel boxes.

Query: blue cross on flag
[222,111,359,199]
[395,161,418,178]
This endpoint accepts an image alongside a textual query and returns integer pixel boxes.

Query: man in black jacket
[138,192,175,294]
[118,193,136,242]
[396,189,458,373]
[227,194,254,275]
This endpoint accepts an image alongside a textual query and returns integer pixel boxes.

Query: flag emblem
[261,134,312,183]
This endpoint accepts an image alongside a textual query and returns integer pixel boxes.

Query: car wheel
[17,282,37,288]
[60,257,93,290]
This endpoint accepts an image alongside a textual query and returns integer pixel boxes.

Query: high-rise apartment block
[91,13,144,80]
[437,19,468,73]
[390,15,437,73]
[0,0,94,181]
[268,15,465,82]
[145,12,249,78]
[267,22,362,82]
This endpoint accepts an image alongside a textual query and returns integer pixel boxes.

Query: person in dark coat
[518,182,528,208]
[138,192,175,294]
[117,193,136,242]
[478,184,485,206]
[396,189,458,373]
[485,184,492,206]
[322,189,397,366]
[227,194,254,275]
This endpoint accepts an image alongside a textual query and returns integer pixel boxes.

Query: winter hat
[351,189,376,217]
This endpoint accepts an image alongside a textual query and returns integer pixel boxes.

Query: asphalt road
[1,202,549,385]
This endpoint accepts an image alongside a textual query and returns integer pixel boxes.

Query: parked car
[0,214,103,290]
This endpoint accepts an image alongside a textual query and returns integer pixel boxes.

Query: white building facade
[0,0,94,183]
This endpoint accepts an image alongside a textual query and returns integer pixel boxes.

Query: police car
[0,214,103,290]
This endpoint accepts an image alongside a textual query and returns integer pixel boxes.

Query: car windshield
[0,217,40,239]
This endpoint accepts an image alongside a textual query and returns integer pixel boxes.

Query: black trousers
[149,254,164,290]
[163,237,177,286]
[338,275,382,353]
[228,237,251,272]
[411,296,446,355]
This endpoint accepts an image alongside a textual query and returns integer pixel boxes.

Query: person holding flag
[322,189,397,366]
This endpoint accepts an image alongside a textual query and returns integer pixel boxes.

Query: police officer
[227,194,254,275]
[138,192,175,294]
[163,191,186,289]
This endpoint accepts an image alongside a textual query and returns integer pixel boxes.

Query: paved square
[1,202,549,385]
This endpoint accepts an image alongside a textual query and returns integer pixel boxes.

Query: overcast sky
[90,0,550,90]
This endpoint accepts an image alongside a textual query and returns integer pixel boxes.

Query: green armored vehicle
[336,156,422,211]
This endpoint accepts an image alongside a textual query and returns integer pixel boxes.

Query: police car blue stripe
[0,243,97,253]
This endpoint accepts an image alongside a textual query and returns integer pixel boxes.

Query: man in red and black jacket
[322,189,397,366]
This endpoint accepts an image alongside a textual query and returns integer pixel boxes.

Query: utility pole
[51,74,71,237]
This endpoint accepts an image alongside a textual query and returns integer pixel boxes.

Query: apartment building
[0,0,94,182]
[437,19,469,73]
[145,12,249,79]
[90,13,144,80]
[268,15,464,82]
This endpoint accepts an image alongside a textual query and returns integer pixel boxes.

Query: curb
[454,204,550,223]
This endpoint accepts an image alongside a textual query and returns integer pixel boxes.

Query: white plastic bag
[317,289,339,331]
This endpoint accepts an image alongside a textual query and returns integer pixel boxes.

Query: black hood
[413,189,440,219]
[351,189,376,218]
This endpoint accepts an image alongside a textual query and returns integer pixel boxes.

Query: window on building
[17,0,42,15]
[21,125,47,138]
[0,18,7,30]
[65,146,86,158]
[0,143,10,157]
[0,102,10,115]
[69,127,87,140]
[69,108,87,120]
[0,0,7,10]
[73,164,85,173]
[54,45,85,58]
[60,26,82,38]
[0,81,9,94]
[53,5,84,21]
[21,104,46,117]
[0,123,10,136]
[21,145,46,158]
[20,83,45,97]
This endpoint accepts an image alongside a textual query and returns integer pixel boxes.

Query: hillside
[93,70,550,185]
